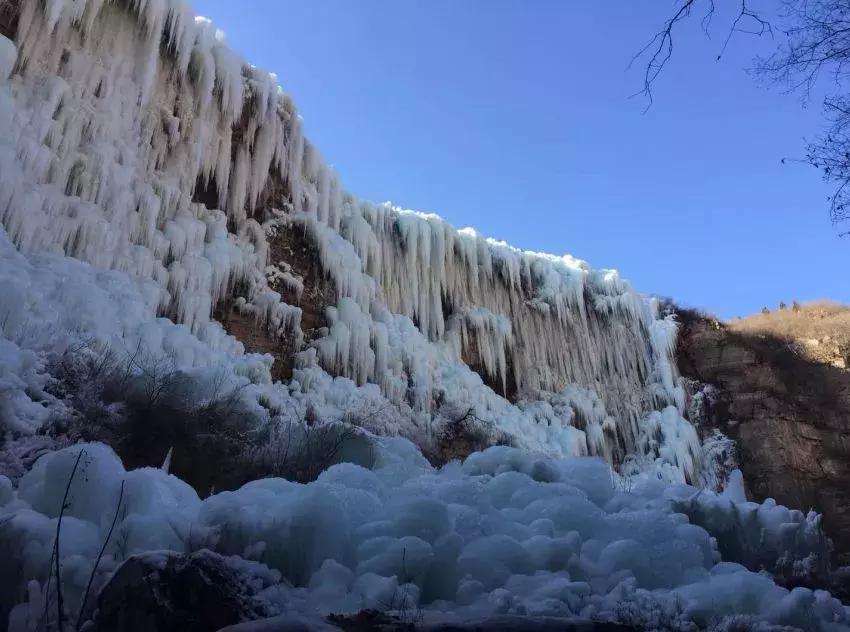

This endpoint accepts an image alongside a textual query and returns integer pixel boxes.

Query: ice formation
[0,442,844,631]
[0,0,704,481]
[0,2,847,629]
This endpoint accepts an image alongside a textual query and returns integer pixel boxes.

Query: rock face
[676,305,850,562]
[215,220,337,382]
[0,2,16,39]
[91,550,278,632]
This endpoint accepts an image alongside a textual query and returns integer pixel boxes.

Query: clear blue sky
[194,0,849,320]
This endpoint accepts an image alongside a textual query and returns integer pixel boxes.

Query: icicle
[0,0,703,483]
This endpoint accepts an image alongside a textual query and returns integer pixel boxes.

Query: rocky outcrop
[215,221,337,382]
[91,552,638,632]
[676,305,850,562]
[90,550,279,632]
[0,2,17,39]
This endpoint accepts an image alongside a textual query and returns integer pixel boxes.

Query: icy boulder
[3,442,847,632]
[88,550,279,632]
[669,478,832,584]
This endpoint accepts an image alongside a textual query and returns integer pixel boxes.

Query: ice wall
[0,0,698,480]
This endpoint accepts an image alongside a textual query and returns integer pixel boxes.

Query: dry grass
[727,301,850,367]
[729,301,849,338]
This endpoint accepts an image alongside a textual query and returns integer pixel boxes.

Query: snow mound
[0,442,844,631]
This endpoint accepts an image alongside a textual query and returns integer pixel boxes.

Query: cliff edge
[677,303,850,561]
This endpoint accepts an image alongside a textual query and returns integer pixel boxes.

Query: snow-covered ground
[1,440,843,631]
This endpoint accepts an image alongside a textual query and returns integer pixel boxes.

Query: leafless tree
[632,1,771,106]
[635,0,850,230]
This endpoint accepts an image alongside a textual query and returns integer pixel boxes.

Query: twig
[75,479,125,631]
[718,0,773,60]
[630,0,698,107]
[52,449,86,631]
[633,0,771,107]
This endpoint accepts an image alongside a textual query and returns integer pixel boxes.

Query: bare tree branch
[752,1,850,225]
[636,0,850,230]
[630,0,698,107]
[720,1,774,60]
[633,0,771,105]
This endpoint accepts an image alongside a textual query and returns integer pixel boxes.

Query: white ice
[0,1,703,479]
[0,442,843,631]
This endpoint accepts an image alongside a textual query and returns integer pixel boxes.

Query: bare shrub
[426,404,514,466]
[243,400,376,484]
[0,434,67,482]
[610,591,689,631]
[43,343,258,493]
[42,342,385,493]
[379,581,422,625]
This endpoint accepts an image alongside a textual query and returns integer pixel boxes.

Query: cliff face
[676,305,850,561]
[0,0,703,481]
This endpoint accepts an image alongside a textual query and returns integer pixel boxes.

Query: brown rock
[214,221,337,382]
[676,306,850,562]
[91,550,277,632]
